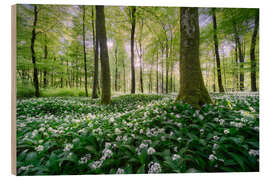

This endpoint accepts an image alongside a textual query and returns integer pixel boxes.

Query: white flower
[175,123,182,128]
[173,146,178,152]
[208,154,217,161]
[32,130,38,137]
[67,152,73,159]
[109,117,115,123]
[139,143,148,149]
[64,143,73,152]
[139,129,144,134]
[19,123,26,128]
[116,136,121,141]
[199,114,204,120]
[172,154,181,161]
[19,165,34,171]
[105,142,112,149]
[161,136,166,141]
[176,114,181,118]
[90,161,102,169]
[200,129,204,134]
[147,147,156,155]
[177,137,182,142]
[116,168,125,174]
[35,145,44,152]
[170,131,174,136]
[78,154,91,164]
[213,136,219,141]
[224,129,230,134]
[213,143,218,150]
[115,128,121,135]
[249,149,259,156]
[88,122,93,128]
[148,162,161,173]
[219,119,225,125]
[103,149,113,158]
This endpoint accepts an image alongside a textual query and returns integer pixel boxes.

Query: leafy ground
[16,93,259,175]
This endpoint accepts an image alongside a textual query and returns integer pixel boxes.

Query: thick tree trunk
[31,5,40,97]
[82,6,88,97]
[130,7,136,94]
[250,11,259,92]
[176,7,212,108]
[92,6,99,98]
[96,5,111,104]
[212,8,225,93]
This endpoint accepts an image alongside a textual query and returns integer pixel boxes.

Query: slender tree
[212,8,225,93]
[250,10,259,92]
[81,5,88,97]
[96,5,111,104]
[92,6,99,98]
[130,7,136,94]
[176,7,212,108]
[31,5,40,97]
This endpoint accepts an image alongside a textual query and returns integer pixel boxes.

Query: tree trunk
[176,7,212,108]
[96,5,111,104]
[123,60,126,93]
[82,5,88,97]
[233,22,245,91]
[92,6,99,98]
[156,51,159,94]
[161,46,164,93]
[165,41,169,94]
[234,40,239,91]
[31,5,40,97]
[212,8,225,93]
[43,34,48,88]
[213,54,216,92]
[130,7,136,94]
[114,46,118,92]
[250,10,259,92]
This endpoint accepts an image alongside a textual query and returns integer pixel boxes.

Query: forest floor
[16,93,259,175]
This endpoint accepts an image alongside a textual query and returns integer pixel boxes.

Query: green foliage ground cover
[16,93,259,175]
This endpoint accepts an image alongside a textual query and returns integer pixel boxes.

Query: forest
[16,4,259,175]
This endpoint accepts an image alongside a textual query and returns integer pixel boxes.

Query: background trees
[17,5,259,104]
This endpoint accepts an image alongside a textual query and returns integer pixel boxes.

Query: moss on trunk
[176,7,212,109]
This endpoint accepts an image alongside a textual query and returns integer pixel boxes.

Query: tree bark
[176,7,212,108]
[156,50,159,94]
[165,41,169,94]
[82,5,88,97]
[250,10,259,92]
[212,8,225,93]
[92,6,99,98]
[130,7,136,94]
[123,60,126,93]
[234,40,239,91]
[161,46,164,93]
[96,5,111,104]
[43,34,48,88]
[31,5,40,97]
[114,46,118,92]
